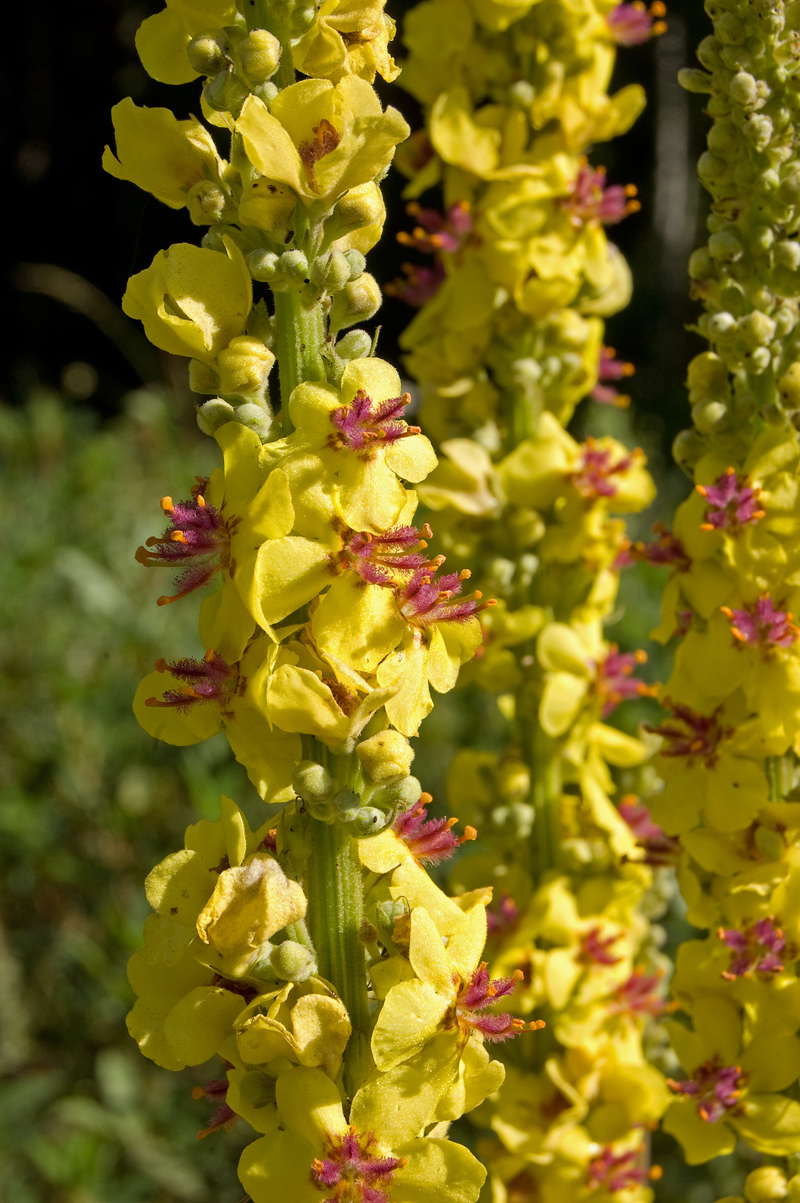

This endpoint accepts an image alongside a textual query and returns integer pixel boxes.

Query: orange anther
[161,495,173,512]
[170,531,187,542]
[463,825,477,842]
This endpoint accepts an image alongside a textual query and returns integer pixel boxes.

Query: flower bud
[331,787,361,822]
[744,1168,788,1203]
[716,12,746,45]
[707,121,739,156]
[738,311,776,348]
[237,29,281,84]
[310,249,352,292]
[729,71,759,106]
[779,170,800,206]
[754,824,785,860]
[357,730,415,782]
[688,248,714,280]
[747,347,771,373]
[335,330,372,361]
[367,776,423,813]
[217,335,275,396]
[678,68,713,94]
[708,229,743,262]
[204,70,249,116]
[197,397,236,434]
[687,351,728,397]
[696,36,723,71]
[188,180,228,225]
[328,273,381,334]
[698,152,729,185]
[692,399,728,432]
[293,760,335,804]
[343,249,367,279]
[346,807,390,836]
[187,30,227,76]
[333,183,385,232]
[776,240,800,270]
[708,312,738,336]
[779,364,800,407]
[247,249,281,282]
[279,249,310,284]
[233,402,273,439]
[673,428,705,474]
[270,940,317,982]
[743,114,773,152]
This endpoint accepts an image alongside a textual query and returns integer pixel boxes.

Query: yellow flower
[135,0,238,85]
[237,77,409,207]
[122,237,251,364]
[291,0,399,84]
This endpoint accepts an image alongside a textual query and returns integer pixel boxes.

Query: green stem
[273,291,327,429]
[304,741,372,1102]
[767,755,784,805]
[307,815,372,1101]
[529,725,562,880]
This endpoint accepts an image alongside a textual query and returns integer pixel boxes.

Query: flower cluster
[391,2,670,1200]
[108,1,547,1199]
[638,0,800,1176]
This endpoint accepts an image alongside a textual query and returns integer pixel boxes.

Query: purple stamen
[451,964,545,1043]
[607,1,667,45]
[696,468,765,533]
[394,801,476,865]
[310,1128,404,1203]
[136,484,233,605]
[580,926,622,966]
[619,797,681,865]
[719,917,786,980]
[563,162,641,228]
[668,1060,745,1123]
[145,651,238,711]
[329,390,419,456]
[590,345,635,407]
[394,563,492,627]
[569,437,640,500]
[593,644,655,716]
[720,595,798,651]
[645,698,731,767]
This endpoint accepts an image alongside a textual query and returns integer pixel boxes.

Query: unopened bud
[217,335,275,395]
[672,428,705,474]
[343,249,366,279]
[204,70,248,115]
[333,182,385,232]
[197,397,235,434]
[329,273,381,334]
[187,30,227,75]
[237,29,281,84]
[678,68,712,94]
[346,806,389,836]
[270,940,317,982]
[776,240,800,270]
[745,1168,788,1203]
[188,180,228,225]
[247,249,281,282]
[688,247,714,280]
[708,311,737,337]
[708,229,743,263]
[331,787,360,822]
[729,71,759,106]
[279,249,309,283]
[779,170,800,206]
[779,364,800,407]
[293,760,335,804]
[687,351,728,397]
[310,249,352,292]
[368,776,423,813]
[335,330,372,361]
[716,12,746,45]
[696,36,723,71]
[357,730,415,782]
[743,114,773,152]
[692,399,728,432]
[707,121,739,156]
[748,347,771,373]
[753,824,784,860]
[738,311,776,349]
[233,402,273,439]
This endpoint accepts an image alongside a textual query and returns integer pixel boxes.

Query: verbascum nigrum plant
[624,0,800,1191]
[389,3,675,1201]
[106,2,549,1198]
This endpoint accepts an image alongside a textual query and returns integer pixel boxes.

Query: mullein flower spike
[651,0,800,1178]
[393,1,669,1200]
[109,2,549,1200]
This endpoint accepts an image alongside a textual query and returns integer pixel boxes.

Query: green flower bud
[729,71,759,106]
[374,897,409,937]
[692,399,728,432]
[753,824,785,860]
[696,36,723,71]
[233,402,273,439]
[707,121,739,156]
[698,152,730,185]
[237,29,281,85]
[328,273,381,335]
[293,760,335,804]
[708,312,738,337]
[247,249,281,282]
[689,247,714,280]
[744,1167,788,1203]
[310,249,352,292]
[738,311,777,348]
[779,170,800,206]
[197,398,236,434]
[334,330,372,360]
[204,70,249,116]
[253,81,279,105]
[509,80,535,106]
[331,787,360,822]
[346,807,390,836]
[279,249,309,283]
[743,114,773,151]
[748,347,771,373]
[716,12,747,45]
[709,229,743,263]
[678,68,713,94]
[368,776,423,813]
[332,183,385,233]
[343,249,367,280]
[357,730,415,782]
[673,428,705,474]
[270,940,317,982]
[779,364,800,407]
[187,30,227,76]
[687,351,729,397]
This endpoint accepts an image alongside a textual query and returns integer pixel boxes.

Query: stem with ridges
[273,291,327,430]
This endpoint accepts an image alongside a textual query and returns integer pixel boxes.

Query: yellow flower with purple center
[718,917,787,982]
[720,595,798,651]
[562,160,641,229]
[696,468,766,533]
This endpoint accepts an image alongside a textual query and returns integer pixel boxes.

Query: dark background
[8,0,713,459]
